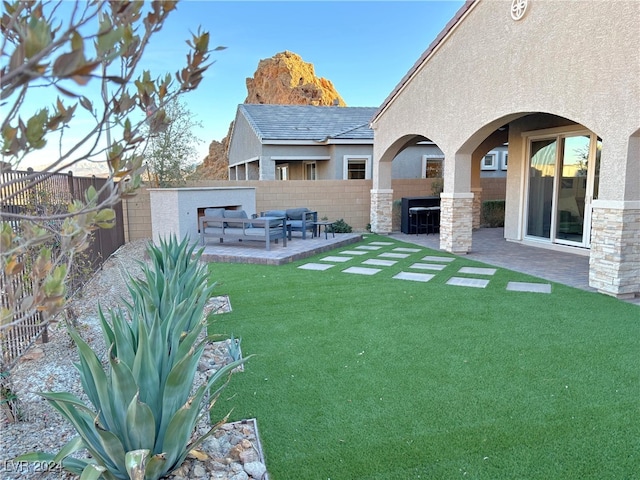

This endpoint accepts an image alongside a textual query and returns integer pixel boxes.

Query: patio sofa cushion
[224,209,248,228]
[204,208,225,227]
[285,208,309,220]
[262,210,286,218]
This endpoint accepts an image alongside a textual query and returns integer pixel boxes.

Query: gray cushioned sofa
[199,208,287,250]
[261,208,318,239]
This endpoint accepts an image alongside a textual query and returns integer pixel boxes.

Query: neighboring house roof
[239,104,378,142]
[372,0,476,124]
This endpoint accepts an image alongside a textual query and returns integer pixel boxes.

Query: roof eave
[261,138,373,145]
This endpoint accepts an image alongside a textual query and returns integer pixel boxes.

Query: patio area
[199,232,363,265]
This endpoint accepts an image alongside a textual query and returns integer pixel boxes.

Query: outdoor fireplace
[149,187,256,243]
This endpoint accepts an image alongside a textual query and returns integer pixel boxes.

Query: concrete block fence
[122,178,505,242]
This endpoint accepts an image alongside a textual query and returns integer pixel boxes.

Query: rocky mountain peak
[245,51,346,107]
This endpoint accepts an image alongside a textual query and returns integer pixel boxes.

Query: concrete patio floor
[199,232,363,265]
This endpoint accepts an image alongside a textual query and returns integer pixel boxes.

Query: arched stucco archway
[370,134,434,234]
[370,0,639,297]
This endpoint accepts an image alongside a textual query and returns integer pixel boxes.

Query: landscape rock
[244,461,268,478]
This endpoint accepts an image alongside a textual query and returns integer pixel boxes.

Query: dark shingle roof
[239,104,378,142]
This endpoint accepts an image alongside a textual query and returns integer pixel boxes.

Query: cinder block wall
[122,178,505,241]
[122,188,152,242]
[480,178,507,201]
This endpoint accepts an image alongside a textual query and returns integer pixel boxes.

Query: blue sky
[148,1,464,154]
[14,1,465,170]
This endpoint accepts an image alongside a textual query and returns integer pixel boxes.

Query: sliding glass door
[525,130,600,248]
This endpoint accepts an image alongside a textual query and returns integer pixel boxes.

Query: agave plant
[17,236,247,480]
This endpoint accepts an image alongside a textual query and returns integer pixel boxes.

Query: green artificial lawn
[207,234,639,480]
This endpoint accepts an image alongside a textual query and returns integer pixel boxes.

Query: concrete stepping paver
[458,267,497,275]
[446,277,490,288]
[393,271,435,282]
[363,259,397,267]
[298,263,335,271]
[356,245,383,251]
[321,256,353,263]
[369,241,395,246]
[409,262,447,271]
[422,255,456,263]
[378,252,411,259]
[343,266,381,275]
[340,250,369,255]
[507,281,552,293]
[392,247,422,253]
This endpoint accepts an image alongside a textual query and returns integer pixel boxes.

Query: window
[347,160,366,179]
[304,162,317,180]
[422,155,444,178]
[276,163,289,180]
[343,156,371,180]
[481,154,498,170]
[502,153,508,170]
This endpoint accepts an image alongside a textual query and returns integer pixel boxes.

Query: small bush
[330,219,353,233]
[481,200,505,228]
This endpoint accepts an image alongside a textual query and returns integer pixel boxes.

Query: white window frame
[276,163,289,180]
[421,155,444,178]
[343,155,371,180]
[303,161,317,180]
[481,153,498,171]
[502,153,508,170]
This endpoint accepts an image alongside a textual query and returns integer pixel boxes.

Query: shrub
[481,200,506,228]
[329,219,353,233]
[17,236,247,480]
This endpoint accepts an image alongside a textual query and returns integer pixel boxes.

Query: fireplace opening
[197,205,240,232]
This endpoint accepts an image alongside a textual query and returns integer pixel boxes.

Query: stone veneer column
[589,204,640,299]
[471,187,483,230]
[370,189,393,234]
[439,193,474,254]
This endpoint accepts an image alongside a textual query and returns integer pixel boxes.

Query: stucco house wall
[373,0,639,191]
[227,112,263,170]
[370,0,639,298]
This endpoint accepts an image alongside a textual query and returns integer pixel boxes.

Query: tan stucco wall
[372,0,640,202]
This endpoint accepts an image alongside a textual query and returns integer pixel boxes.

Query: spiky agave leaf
[16,436,89,476]
[100,305,135,366]
[143,453,167,480]
[124,449,149,480]
[36,392,124,477]
[107,350,139,442]
[92,420,127,475]
[78,464,108,480]
[68,329,115,434]
[154,344,205,451]
[124,393,156,451]
[130,305,162,415]
[156,355,249,472]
